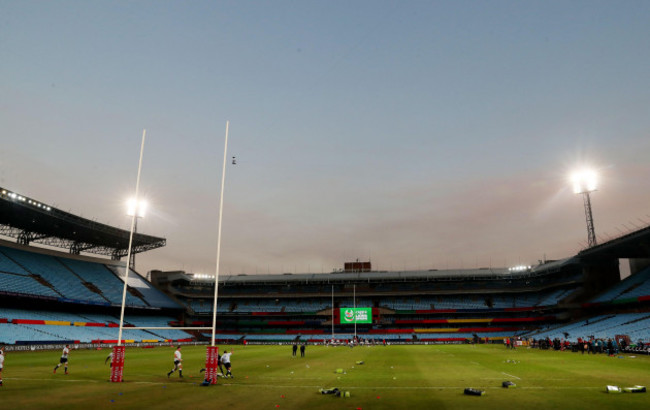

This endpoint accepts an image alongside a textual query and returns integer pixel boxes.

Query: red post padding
[110,345,126,382]
[204,346,219,385]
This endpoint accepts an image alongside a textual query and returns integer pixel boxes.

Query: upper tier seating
[0,244,180,309]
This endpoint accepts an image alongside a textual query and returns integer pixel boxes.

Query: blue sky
[2,0,650,275]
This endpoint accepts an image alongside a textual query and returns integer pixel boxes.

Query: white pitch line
[502,372,521,380]
[227,383,602,391]
[5,378,603,390]
[7,377,100,383]
[257,377,324,381]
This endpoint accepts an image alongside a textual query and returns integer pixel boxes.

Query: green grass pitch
[1,344,649,409]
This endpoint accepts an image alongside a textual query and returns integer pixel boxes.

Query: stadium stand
[3,185,650,349]
[0,243,180,309]
[0,240,190,346]
[147,263,589,344]
[590,266,650,303]
[0,307,194,344]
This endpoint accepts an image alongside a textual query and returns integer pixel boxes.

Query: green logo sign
[339,307,372,324]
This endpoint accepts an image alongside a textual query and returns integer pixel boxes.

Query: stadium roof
[578,224,650,259]
[170,267,553,287]
[0,186,166,259]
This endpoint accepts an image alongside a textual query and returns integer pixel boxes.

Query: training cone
[344,391,351,398]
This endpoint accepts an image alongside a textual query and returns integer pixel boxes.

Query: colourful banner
[339,308,372,324]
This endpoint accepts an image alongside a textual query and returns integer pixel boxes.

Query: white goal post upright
[204,121,230,385]
[211,120,229,346]
[118,129,147,345]
[112,129,147,383]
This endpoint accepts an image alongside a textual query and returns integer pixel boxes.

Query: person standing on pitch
[221,350,233,378]
[105,351,114,367]
[292,342,297,357]
[53,344,70,374]
[0,346,5,386]
[300,343,306,357]
[167,346,183,378]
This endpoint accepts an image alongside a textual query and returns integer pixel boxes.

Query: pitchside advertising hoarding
[339,307,372,324]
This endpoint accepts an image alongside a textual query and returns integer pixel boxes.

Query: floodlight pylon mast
[118,129,146,346]
[581,191,597,247]
[211,121,229,346]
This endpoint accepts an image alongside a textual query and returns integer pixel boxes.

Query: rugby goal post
[112,123,229,384]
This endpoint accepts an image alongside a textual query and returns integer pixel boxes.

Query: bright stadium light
[126,198,148,218]
[126,198,148,271]
[571,169,598,194]
[570,168,598,248]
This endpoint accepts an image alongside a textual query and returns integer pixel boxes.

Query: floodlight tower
[571,169,598,248]
[126,198,147,271]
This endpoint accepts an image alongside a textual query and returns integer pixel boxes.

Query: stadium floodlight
[127,198,148,218]
[570,168,598,248]
[571,169,597,194]
[126,198,147,271]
